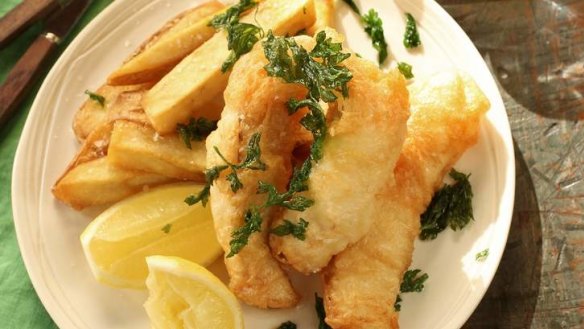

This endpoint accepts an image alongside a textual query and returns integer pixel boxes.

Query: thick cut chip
[52,157,173,210]
[307,0,335,35]
[73,84,151,141]
[143,0,317,134]
[108,120,207,181]
[108,1,225,85]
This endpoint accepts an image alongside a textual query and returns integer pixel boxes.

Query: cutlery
[0,0,92,127]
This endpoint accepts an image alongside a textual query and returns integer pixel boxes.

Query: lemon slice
[80,183,221,289]
[144,255,243,329]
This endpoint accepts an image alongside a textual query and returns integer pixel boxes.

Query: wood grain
[437,1,584,328]
[0,0,59,48]
[0,35,56,127]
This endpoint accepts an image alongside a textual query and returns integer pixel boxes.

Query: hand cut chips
[143,0,317,133]
[108,120,207,181]
[108,1,225,85]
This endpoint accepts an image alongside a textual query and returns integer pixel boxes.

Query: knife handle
[0,34,57,127]
[0,0,60,48]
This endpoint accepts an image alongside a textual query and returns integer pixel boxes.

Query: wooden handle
[0,35,57,126]
[0,0,59,48]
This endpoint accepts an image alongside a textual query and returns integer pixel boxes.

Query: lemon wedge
[80,183,221,289]
[144,255,243,329]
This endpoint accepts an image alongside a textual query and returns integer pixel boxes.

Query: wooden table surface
[437,1,584,328]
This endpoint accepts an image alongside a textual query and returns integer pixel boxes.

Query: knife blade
[0,0,92,128]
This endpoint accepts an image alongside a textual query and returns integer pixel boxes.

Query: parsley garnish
[419,169,474,240]
[176,118,217,149]
[227,207,262,257]
[209,0,257,29]
[342,0,361,15]
[223,22,264,72]
[263,31,351,103]
[161,224,172,234]
[184,132,266,206]
[341,1,388,64]
[394,295,403,312]
[277,321,297,329]
[362,9,388,64]
[271,218,309,240]
[403,13,421,48]
[263,30,351,162]
[400,269,429,293]
[258,180,314,211]
[215,132,266,192]
[476,249,489,262]
[315,294,332,329]
[209,0,262,72]
[84,90,105,107]
[397,62,414,79]
[394,269,429,311]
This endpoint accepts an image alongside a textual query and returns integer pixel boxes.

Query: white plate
[12,0,515,328]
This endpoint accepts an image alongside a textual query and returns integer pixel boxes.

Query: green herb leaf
[222,22,264,72]
[161,224,172,234]
[258,181,314,211]
[213,132,266,193]
[277,321,297,329]
[209,0,257,29]
[84,90,105,107]
[403,13,421,48]
[209,0,262,72]
[362,9,388,64]
[476,248,489,262]
[394,294,403,312]
[420,169,474,240]
[400,269,429,293]
[315,294,332,329]
[176,117,218,149]
[341,0,361,15]
[236,132,267,171]
[397,62,414,79]
[184,165,228,207]
[185,133,265,207]
[263,30,352,103]
[227,207,262,257]
[395,269,429,311]
[271,218,309,240]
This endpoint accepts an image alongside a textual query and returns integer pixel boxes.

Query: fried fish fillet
[321,72,490,329]
[269,55,410,274]
[206,43,309,308]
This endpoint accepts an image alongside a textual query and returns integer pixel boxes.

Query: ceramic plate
[12,0,515,328]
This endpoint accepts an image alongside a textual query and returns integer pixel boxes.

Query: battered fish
[322,72,490,328]
[269,55,410,274]
[206,42,308,308]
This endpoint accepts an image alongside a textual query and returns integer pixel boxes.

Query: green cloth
[0,1,112,327]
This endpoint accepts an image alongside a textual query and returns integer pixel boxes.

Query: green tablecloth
[0,1,112,327]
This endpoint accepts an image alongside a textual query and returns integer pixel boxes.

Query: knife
[0,0,71,49]
[0,0,91,127]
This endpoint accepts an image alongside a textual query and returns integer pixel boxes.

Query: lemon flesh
[144,255,243,329]
[80,183,221,289]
